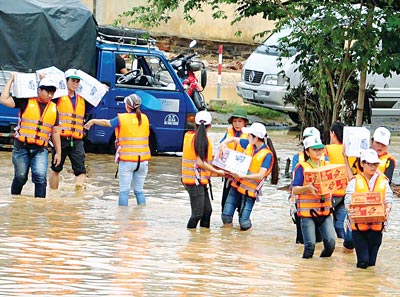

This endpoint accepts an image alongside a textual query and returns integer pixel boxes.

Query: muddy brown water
[0,129,399,296]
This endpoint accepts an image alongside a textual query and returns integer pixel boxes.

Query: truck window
[115,54,176,90]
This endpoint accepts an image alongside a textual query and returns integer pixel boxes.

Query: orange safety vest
[115,113,151,162]
[56,94,85,139]
[225,127,247,153]
[325,144,354,196]
[15,98,57,147]
[231,144,273,198]
[377,152,396,175]
[350,174,387,231]
[295,161,333,218]
[181,131,213,185]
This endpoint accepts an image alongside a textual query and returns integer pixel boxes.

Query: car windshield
[255,28,297,56]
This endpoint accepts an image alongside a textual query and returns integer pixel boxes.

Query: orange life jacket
[56,94,85,139]
[295,160,333,218]
[350,174,387,231]
[325,144,354,196]
[181,131,213,185]
[231,144,273,198]
[115,113,151,162]
[225,127,247,153]
[15,98,57,147]
[377,152,396,175]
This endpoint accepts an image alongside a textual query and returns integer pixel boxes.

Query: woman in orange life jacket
[344,149,393,269]
[219,122,279,231]
[84,94,150,206]
[181,110,225,229]
[290,126,324,244]
[292,135,336,259]
[218,107,249,211]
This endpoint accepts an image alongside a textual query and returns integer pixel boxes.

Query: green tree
[118,0,400,130]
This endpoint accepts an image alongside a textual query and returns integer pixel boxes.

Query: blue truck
[0,0,198,154]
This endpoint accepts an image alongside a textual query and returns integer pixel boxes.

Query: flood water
[0,129,400,296]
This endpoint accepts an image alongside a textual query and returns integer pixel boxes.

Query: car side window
[115,54,176,90]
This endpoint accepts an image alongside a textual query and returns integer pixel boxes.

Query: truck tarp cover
[0,0,97,75]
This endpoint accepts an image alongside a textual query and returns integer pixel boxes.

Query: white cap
[303,135,325,149]
[38,77,57,89]
[373,127,390,146]
[360,149,380,164]
[303,127,320,138]
[242,122,267,139]
[65,69,81,80]
[195,110,212,125]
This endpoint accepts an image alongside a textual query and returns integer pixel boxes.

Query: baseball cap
[195,110,212,125]
[360,149,380,164]
[303,127,320,138]
[228,107,248,124]
[38,77,57,90]
[373,127,390,146]
[124,94,142,109]
[65,69,81,80]
[303,135,325,149]
[242,122,267,139]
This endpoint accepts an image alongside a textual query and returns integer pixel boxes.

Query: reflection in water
[0,130,398,295]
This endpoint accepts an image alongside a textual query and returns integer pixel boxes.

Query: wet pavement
[0,128,399,296]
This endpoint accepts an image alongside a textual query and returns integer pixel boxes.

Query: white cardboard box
[212,148,252,175]
[36,66,68,98]
[76,70,107,107]
[12,72,38,98]
[343,126,370,157]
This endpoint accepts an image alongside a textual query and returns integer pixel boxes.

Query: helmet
[228,108,248,124]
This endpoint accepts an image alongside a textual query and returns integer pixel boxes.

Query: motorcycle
[170,40,207,111]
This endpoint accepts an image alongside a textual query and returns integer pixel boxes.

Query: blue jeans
[301,215,336,258]
[333,200,346,238]
[221,187,255,231]
[118,160,148,206]
[352,230,383,268]
[12,143,49,198]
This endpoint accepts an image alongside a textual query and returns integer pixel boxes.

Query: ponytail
[135,107,142,126]
[266,136,279,185]
[194,123,209,161]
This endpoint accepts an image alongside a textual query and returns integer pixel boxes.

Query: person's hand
[385,205,391,219]
[84,120,95,130]
[37,72,46,80]
[102,83,110,92]
[218,143,227,158]
[307,183,318,195]
[53,152,61,167]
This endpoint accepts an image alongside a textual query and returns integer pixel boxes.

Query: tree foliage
[118,0,400,132]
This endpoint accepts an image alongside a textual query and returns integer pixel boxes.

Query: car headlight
[263,73,287,86]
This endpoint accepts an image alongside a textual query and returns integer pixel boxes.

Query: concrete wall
[81,0,275,44]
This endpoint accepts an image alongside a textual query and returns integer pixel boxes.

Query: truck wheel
[97,25,153,45]
[288,112,300,124]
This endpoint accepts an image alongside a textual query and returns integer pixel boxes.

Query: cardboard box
[349,203,386,223]
[343,126,370,157]
[304,164,348,195]
[0,70,12,94]
[36,66,68,98]
[12,72,38,98]
[351,192,383,205]
[212,148,252,175]
[76,70,107,107]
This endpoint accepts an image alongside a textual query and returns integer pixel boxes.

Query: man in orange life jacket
[0,74,61,198]
[49,69,87,189]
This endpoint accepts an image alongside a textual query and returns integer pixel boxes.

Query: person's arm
[196,156,225,176]
[51,125,62,166]
[84,118,112,129]
[384,180,393,219]
[342,144,354,180]
[218,136,240,157]
[0,74,16,108]
[291,165,318,195]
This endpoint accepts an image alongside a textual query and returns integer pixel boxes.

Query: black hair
[39,86,56,93]
[194,123,209,161]
[330,121,345,143]
[266,135,279,185]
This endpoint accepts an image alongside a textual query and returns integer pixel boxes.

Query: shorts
[51,137,86,176]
